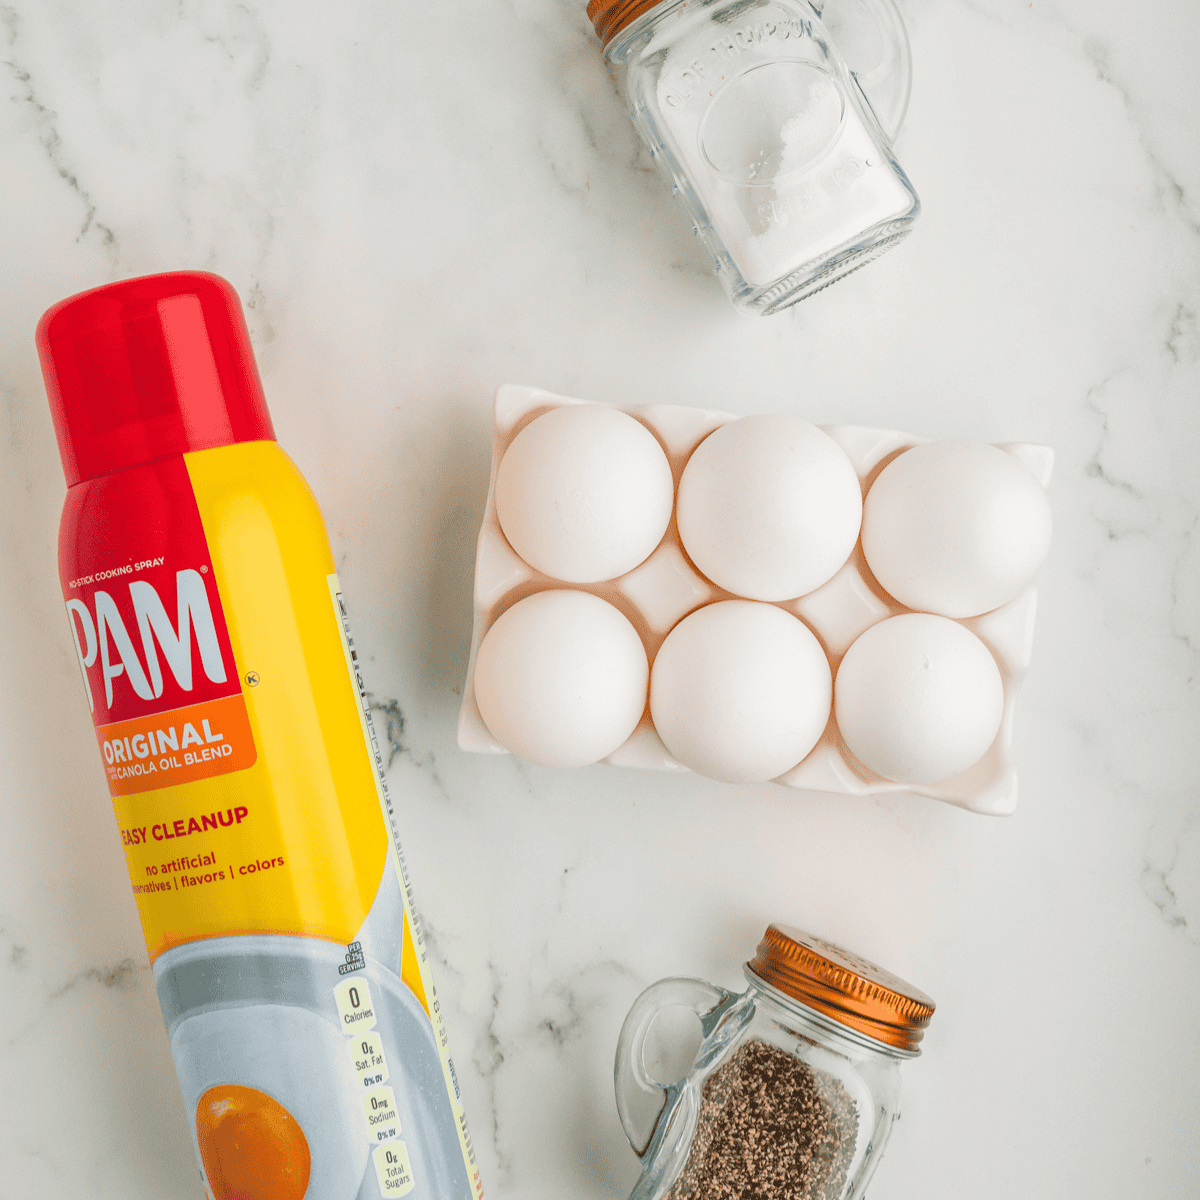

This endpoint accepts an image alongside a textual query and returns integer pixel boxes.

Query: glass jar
[614,924,935,1200]
[588,0,921,314]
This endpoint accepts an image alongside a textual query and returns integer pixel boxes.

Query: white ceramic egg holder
[457,386,1052,816]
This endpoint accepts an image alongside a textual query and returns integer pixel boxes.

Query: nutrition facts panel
[333,975,417,1196]
[351,1032,390,1089]
[374,1142,416,1196]
[329,576,483,1200]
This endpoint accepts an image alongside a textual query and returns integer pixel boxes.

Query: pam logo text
[65,568,236,722]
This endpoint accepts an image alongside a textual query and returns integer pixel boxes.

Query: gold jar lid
[586,0,663,45]
[746,924,935,1053]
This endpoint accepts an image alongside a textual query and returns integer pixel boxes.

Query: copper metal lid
[586,0,663,45]
[746,924,935,1053]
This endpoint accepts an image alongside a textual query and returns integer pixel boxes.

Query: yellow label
[109,442,388,958]
[76,439,483,1200]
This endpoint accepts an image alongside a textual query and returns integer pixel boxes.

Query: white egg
[675,415,863,601]
[650,600,832,784]
[494,404,675,583]
[474,589,648,768]
[861,440,1052,618]
[834,614,1004,785]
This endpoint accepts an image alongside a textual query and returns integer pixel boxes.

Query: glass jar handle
[613,977,734,1158]
[810,0,913,142]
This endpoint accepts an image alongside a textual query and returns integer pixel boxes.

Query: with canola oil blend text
[39,271,483,1200]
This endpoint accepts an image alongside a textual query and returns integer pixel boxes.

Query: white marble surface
[1,1,1198,1197]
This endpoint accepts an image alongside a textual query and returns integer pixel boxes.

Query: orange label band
[96,692,257,795]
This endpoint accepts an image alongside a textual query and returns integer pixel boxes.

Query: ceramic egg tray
[457,386,1053,815]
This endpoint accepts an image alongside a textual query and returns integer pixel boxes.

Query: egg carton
[457,386,1052,815]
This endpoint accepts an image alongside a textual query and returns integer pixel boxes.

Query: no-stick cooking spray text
[38,272,483,1200]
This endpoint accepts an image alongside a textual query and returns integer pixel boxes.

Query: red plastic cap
[37,271,275,486]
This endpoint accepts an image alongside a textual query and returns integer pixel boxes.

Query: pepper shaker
[614,924,934,1199]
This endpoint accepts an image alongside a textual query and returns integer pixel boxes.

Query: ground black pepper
[664,1039,859,1200]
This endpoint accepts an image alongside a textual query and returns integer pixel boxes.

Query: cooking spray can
[38,272,483,1200]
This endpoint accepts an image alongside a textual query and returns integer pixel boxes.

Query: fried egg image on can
[174,1003,369,1198]
[196,1083,311,1200]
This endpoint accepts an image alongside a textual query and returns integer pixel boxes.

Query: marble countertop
[1,1,1198,1197]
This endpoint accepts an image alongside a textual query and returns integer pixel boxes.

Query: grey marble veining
[1,1,1198,1197]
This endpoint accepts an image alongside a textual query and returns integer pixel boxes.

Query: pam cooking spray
[38,271,482,1200]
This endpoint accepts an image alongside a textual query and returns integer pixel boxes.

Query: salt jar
[587,0,920,313]
[614,924,934,1200]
